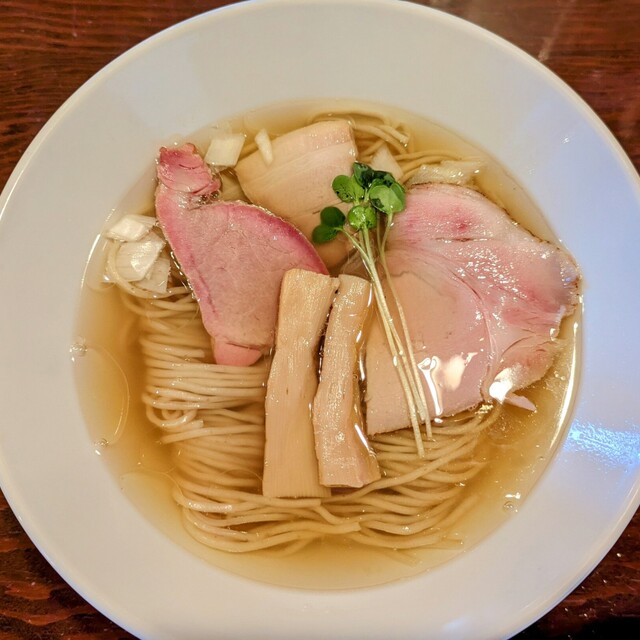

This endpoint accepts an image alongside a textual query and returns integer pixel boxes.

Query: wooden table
[0,1,638,637]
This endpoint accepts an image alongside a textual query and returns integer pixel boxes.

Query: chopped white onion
[370,144,403,181]
[255,128,273,166]
[204,131,246,168]
[137,252,171,293]
[115,231,165,282]
[505,392,537,412]
[407,159,484,187]
[106,214,156,242]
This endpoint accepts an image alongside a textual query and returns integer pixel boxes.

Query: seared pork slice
[235,120,357,268]
[366,258,492,432]
[155,144,328,367]
[313,275,380,488]
[365,183,579,435]
[262,269,338,498]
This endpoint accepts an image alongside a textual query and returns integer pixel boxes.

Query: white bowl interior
[1,1,639,638]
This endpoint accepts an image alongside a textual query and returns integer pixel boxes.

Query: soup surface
[74,99,580,589]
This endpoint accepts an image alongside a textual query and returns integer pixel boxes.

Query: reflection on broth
[74,100,580,589]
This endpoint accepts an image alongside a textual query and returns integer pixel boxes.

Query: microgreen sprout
[313,162,431,456]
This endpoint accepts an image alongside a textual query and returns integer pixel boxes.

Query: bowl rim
[1,1,639,638]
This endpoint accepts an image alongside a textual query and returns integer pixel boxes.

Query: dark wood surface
[0,1,638,637]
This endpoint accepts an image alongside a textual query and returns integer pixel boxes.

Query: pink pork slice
[365,183,580,435]
[155,143,328,366]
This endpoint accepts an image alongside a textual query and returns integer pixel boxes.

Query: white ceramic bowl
[1,1,639,638]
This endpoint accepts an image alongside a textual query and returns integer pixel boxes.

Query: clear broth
[74,100,580,590]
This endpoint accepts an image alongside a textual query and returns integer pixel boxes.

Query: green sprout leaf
[353,163,395,190]
[348,204,377,230]
[369,182,405,215]
[312,224,339,244]
[320,206,346,228]
[332,175,364,203]
[352,162,376,189]
[317,162,406,241]
[389,180,406,206]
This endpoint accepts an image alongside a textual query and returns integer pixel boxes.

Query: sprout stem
[378,215,432,439]
[342,228,427,457]
[316,163,432,455]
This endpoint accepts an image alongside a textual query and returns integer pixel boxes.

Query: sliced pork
[262,269,338,498]
[235,120,358,268]
[155,143,328,367]
[365,183,579,435]
[313,275,380,488]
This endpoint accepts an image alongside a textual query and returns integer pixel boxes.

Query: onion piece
[115,231,165,282]
[505,392,537,412]
[370,144,403,181]
[407,159,484,187]
[255,128,273,165]
[137,252,171,293]
[106,214,156,242]
[204,130,246,168]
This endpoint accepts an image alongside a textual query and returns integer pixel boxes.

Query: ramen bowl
[1,0,639,638]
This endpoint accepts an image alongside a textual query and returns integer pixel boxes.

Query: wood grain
[0,1,638,637]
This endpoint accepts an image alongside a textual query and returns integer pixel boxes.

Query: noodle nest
[106,110,499,555]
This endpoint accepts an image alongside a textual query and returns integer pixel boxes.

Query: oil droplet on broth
[74,274,171,477]
[70,337,87,360]
[72,341,129,446]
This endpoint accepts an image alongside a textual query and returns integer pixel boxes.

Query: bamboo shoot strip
[313,275,381,488]
[262,269,338,498]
